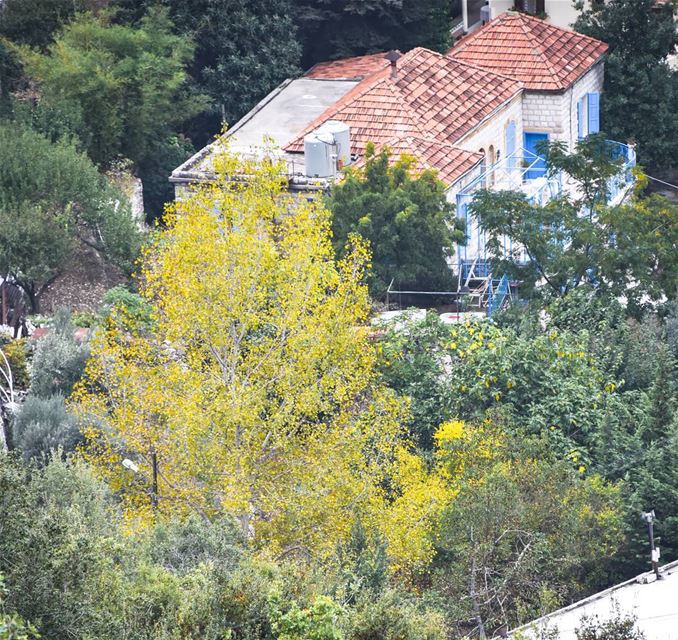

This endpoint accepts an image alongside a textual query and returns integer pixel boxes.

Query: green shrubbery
[12,394,80,463]
[29,310,89,398]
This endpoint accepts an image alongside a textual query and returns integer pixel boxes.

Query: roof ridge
[447,10,607,91]
[445,54,525,87]
[517,13,563,88]
[516,10,611,47]
[283,71,417,152]
[383,80,431,139]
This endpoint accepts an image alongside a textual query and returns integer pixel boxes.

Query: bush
[71,311,97,328]
[101,285,153,328]
[30,310,89,398]
[346,590,445,640]
[576,609,645,640]
[0,339,29,390]
[12,394,81,462]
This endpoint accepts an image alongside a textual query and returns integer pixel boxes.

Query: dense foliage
[328,144,464,297]
[1,3,676,639]
[0,122,142,310]
[74,149,450,571]
[576,0,678,171]
[293,0,453,67]
[17,10,205,169]
[469,136,678,308]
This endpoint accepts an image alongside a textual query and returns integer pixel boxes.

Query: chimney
[385,50,402,81]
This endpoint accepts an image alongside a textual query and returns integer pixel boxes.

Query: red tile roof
[286,48,522,158]
[354,136,483,185]
[448,12,608,91]
[305,52,392,80]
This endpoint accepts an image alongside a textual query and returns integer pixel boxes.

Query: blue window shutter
[577,98,585,139]
[587,92,600,134]
[505,120,516,169]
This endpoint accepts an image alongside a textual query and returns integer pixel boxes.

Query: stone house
[171,12,634,288]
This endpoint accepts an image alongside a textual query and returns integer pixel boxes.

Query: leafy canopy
[327,144,463,297]
[17,9,207,167]
[469,135,678,306]
[576,0,678,170]
[293,0,453,67]
[75,144,445,570]
[432,421,623,636]
[0,122,142,309]
[162,0,301,147]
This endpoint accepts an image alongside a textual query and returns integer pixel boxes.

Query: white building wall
[566,61,605,148]
[488,0,591,29]
[455,92,525,191]
[444,62,605,271]
[447,93,525,268]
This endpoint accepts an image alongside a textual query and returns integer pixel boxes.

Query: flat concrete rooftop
[172,77,358,181]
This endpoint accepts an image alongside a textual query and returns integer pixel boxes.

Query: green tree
[576,0,678,171]
[328,144,463,297]
[470,136,678,306]
[0,574,38,640]
[293,0,452,68]
[135,134,195,221]
[18,9,206,168]
[0,0,104,49]
[377,313,454,450]
[107,0,301,148]
[433,426,624,637]
[0,123,142,310]
[162,0,301,148]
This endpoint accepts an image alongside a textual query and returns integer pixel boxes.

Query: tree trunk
[469,535,487,640]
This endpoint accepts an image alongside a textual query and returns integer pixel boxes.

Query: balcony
[454,140,636,277]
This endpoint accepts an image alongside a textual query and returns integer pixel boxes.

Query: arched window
[488,145,496,186]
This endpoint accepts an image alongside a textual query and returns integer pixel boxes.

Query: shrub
[30,310,89,398]
[12,394,81,462]
[346,590,445,640]
[0,339,29,390]
[71,311,97,328]
[101,285,153,328]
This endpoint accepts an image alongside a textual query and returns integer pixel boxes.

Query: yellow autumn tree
[74,146,444,563]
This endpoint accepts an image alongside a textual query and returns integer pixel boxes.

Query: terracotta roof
[305,52,391,79]
[448,12,608,91]
[285,48,522,158]
[354,136,483,185]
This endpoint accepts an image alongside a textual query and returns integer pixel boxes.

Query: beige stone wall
[522,62,604,150]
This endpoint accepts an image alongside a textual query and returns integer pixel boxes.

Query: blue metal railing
[488,274,510,317]
[604,140,636,205]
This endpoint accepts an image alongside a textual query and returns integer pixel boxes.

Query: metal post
[642,510,662,580]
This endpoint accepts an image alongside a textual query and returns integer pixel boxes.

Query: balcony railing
[454,139,636,276]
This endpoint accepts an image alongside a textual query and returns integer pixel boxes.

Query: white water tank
[303,120,351,178]
[304,131,336,178]
[319,120,351,168]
